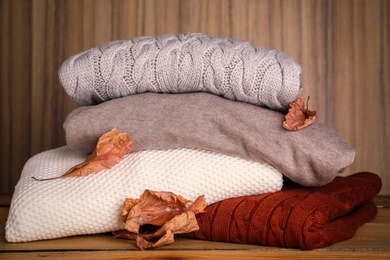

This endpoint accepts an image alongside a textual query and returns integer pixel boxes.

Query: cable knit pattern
[58,33,302,110]
[183,172,382,249]
[6,146,283,242]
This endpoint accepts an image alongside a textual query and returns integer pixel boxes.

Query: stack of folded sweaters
[5,33,381,249]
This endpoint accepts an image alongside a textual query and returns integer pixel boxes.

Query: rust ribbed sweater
[183,172,381,249]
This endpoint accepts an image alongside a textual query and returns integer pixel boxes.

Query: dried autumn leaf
[122,198,139,223]
[33,127,134,181]
[123,190,192,233]
[113,230,137,240]
[283,96,317,131]
[136,229,175,250]
[153,211,200,237]
[187,195,207,214]
[114,190,207,250]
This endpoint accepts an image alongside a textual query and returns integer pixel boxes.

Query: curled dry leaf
[187,195,208,214]
[135,229,175,250]
[114,190,206,250]
[32,127,134,181]
[283,96,317,131]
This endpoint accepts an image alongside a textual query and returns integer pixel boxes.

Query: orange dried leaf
[116,190,207,250]
[136,230,175,251]
[187,195,207,214]
[122,198,139,223]
[123,190,191,233]
[153,211,200,238]
[33,127,134,181]
[113,230,137,240]
[283,96,317,131]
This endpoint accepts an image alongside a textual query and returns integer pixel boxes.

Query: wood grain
[1,0,389,195]
[2,251,390,260]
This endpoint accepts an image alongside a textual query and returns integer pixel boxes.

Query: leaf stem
[31,176,60,181]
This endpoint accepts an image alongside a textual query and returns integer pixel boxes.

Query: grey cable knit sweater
[58,33,302,111]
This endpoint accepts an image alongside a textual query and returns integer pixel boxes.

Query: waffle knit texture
[182,172,381,249]
[58,33,302,111]
[64,92,356,187]
[5,146,283,242]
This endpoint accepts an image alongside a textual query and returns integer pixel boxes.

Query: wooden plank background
[0,0,389,195]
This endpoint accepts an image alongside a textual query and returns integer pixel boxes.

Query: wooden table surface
[1,195,389,259]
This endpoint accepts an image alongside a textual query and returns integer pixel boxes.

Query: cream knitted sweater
[6,146,283,242]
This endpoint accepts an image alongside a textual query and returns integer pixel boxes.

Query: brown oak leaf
[114,190,206,250]
[283,96,317,131]
[33,127,134,181]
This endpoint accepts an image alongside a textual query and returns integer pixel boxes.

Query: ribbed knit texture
[58,33,302,111]
[5,146,283,242]
[182,172,382,249]
[63,92,356,187]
